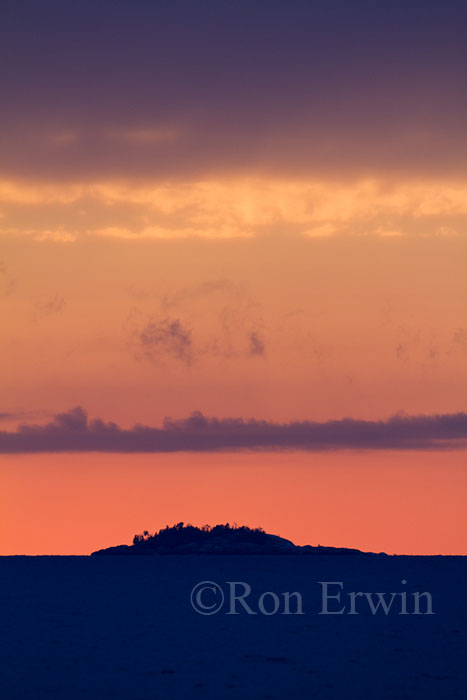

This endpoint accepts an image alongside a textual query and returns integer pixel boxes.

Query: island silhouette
[91,522,376,556]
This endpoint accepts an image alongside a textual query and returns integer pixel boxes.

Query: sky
[1,0,467,554]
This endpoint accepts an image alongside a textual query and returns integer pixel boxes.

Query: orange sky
[2,196,467,555]
[1,450,467,556]
[2,230,467,421]
[2,2,467,556]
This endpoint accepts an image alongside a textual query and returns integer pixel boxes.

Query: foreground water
[1,555,466,699]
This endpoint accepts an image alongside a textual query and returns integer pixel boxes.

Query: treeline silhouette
[132,522,269,552]
[92,522,373,556]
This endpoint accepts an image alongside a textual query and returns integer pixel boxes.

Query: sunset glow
[1,0,467,555]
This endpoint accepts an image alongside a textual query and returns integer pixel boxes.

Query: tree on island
[131,522,269,552]
[91,522,370,556]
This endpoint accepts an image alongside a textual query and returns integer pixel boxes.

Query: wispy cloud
[0,259,16,297]
[32,294,66,320]
[1,407,467,453]
[126,313,194,366]
[0,409,51,423]
[452,328,467,353]
[247,329,266,357]
[124,280,266,365]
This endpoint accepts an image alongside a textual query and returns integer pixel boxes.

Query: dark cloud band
[1,1,466,180]
[1,406,467,453]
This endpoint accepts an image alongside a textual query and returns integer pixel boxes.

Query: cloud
[0,412,25,421]
[33,294,66,319]
[0,409,51,423]
[2,176,467,241]
[124,281,265,365]
[247,329,266,357]
[1,1,467,187]
[452,328,467,353]
[0,259,16,297]
[1,407,467,453]
[160,279,244,311]
[127,313,194,366]
[395,343,406,361]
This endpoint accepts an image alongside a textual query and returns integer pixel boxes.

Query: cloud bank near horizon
[1,406,467,454]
